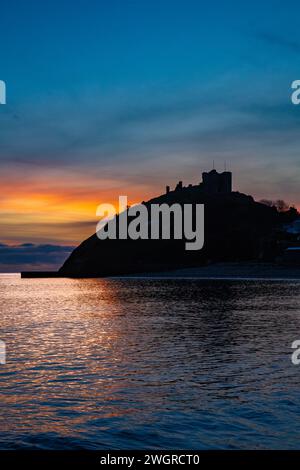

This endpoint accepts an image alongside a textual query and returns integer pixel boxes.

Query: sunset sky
[1,0,300,271]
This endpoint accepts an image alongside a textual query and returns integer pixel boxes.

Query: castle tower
[202,169,232,194]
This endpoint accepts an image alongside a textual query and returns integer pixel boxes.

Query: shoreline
[110,276,300,282]
[111,263,300,280]
[20,263,300,280]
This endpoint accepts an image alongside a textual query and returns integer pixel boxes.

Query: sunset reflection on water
[1,275,300,449]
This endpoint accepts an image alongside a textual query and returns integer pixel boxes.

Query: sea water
[0,274,300,449]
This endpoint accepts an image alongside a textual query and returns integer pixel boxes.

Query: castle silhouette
[166,169,232,195]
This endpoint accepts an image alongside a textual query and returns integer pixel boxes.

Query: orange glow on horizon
[0,167,299,245]
[0,169,159,244]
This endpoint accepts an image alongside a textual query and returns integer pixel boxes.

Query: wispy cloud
[259,32,300,54]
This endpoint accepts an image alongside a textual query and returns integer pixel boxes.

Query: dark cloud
[0,243,74,273]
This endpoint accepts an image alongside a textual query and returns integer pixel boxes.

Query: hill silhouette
[59,183,298,277]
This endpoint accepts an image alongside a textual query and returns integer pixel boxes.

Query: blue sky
[0,0,300,270]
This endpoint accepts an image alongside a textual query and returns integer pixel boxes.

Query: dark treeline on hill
[59,184,299,277]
